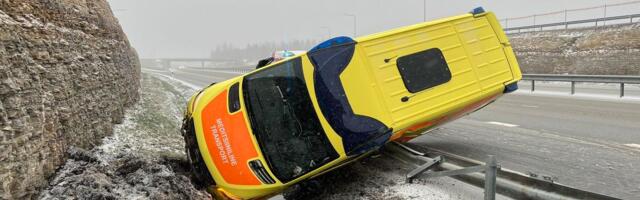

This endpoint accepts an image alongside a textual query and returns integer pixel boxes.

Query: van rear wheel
[182,117,216,186]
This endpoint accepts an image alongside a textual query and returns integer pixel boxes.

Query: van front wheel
[182,117,216,187]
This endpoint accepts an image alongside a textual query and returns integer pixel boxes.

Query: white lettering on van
[211,118,238,166]
[211,124,228,164]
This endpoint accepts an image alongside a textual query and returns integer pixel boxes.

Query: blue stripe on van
[504,82,519,93]
[308,39,391,155]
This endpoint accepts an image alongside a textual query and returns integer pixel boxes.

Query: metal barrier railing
[505,13,640,33]
[179,67,254,74]
[385,142,619,200]
[501,0,640,33]
[522,74,640,97]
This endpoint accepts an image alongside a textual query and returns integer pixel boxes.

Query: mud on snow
[39,74,211,200]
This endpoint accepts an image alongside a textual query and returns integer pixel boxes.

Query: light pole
[603,3,607,26]
[344,13,357,37]
[422,0,426,22]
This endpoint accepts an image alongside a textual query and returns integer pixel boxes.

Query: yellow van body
[182,10,521,200]
[348,11,522,142]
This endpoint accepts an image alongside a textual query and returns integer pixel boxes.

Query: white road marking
[522,105,539,108]
[148,72,201,90]
[486,121,519,128]
[624,143,640,149]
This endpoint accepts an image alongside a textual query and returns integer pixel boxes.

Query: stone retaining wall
[510,23,640,75]
[0,0,140,198]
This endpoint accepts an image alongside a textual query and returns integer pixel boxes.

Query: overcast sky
[107,0,638,58]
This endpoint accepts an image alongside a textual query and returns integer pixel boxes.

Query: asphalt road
[145,67,640,199]
[412,95,640,199]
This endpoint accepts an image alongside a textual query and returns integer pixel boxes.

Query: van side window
[396,48,451,93]
[228,83,241,113]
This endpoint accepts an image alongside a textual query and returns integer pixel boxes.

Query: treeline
[210,39,320,61]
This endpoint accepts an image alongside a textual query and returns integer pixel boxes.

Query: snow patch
[39,74,209,199]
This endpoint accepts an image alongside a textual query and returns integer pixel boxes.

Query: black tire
[182,117,216,186]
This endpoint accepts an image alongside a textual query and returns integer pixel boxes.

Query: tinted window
[396,48,451,93]
[242,58,338,183]
[228,83,240,113]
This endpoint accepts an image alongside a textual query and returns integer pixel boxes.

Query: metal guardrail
[178,66,254,74]
[219,67,253,73]
[522,74,640,97]
[504,13,640,33]
[384,142,620,200]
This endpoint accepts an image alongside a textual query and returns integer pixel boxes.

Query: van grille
[249,160,276,184]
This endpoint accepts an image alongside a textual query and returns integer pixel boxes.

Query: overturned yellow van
[181,7,521,199]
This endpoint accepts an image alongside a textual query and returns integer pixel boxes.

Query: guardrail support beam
[406,156,443,183]
[531,80,535,92]
[571,81,576,95]
[484,155,498,200]
[385,143,619,200]
[620,83,625,97]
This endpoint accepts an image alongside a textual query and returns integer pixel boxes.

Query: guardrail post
[484,155,497,200]
[564,10,568,30]
[531,80,535,92]
[571,81,576,95]
[603,4,607,26]
[620,83,625,97]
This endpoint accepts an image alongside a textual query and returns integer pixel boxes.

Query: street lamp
[343,13,357,37]
[421,0,426,22]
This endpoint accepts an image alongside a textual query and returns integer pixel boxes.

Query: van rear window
[396,48,451,93]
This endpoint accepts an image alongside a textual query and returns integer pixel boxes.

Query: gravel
[39,74,211,200]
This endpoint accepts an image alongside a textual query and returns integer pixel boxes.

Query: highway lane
[143,68,238,88]
[147,67,640,199]
[469,94,640,144]
[411,95,640,199]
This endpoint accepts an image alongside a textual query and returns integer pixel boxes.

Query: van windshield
[242,57,339,183]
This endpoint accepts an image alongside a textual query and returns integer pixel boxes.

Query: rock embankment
[39,74,210,200]
[510,23,640,75]
[0,1,140,198]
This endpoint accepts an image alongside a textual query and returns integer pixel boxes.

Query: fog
[107,0,639,58]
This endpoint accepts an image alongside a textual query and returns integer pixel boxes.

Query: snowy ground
[40,71,502,200]
[39,74,211,199]
[288,154,510,200]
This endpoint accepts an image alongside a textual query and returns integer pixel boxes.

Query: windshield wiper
[275,85,303,136]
